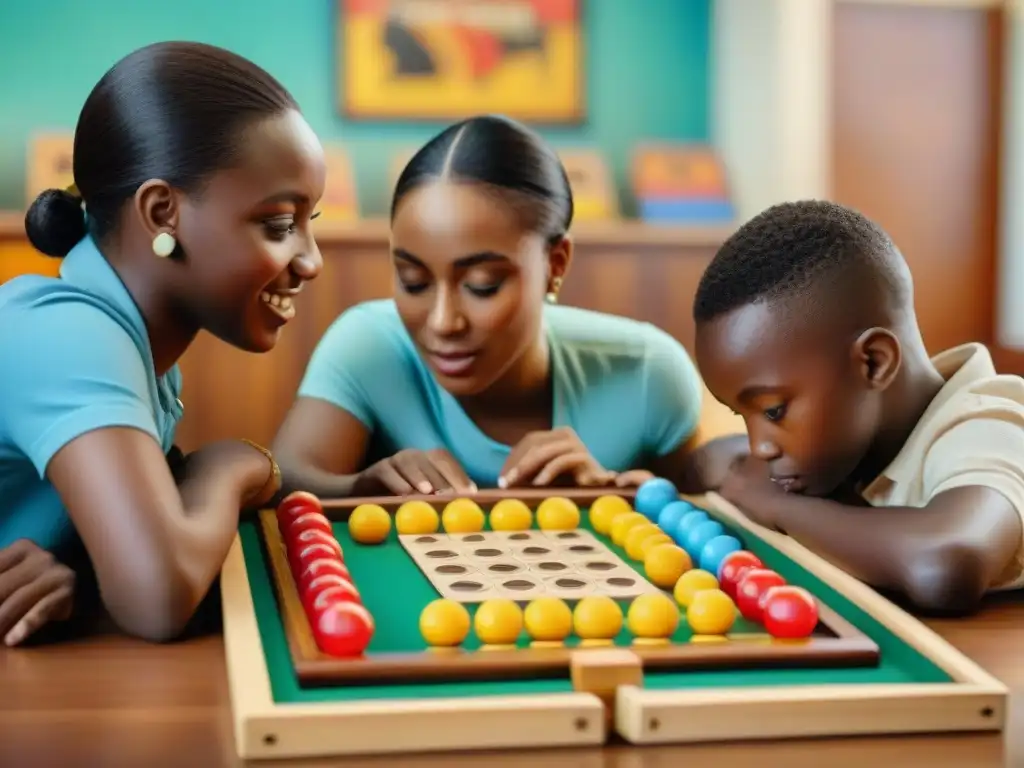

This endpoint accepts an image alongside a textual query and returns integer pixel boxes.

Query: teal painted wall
[0,0,710,215]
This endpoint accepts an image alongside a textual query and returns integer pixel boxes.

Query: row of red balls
[276,492,376,657]
[718,550,819,638]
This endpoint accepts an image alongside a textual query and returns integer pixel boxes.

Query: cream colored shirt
[861,343,1024,590]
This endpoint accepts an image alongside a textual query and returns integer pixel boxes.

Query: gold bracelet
[241,438,281,502]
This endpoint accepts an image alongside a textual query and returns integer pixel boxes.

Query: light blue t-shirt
[0,236,183,552]
[297,299,703,487]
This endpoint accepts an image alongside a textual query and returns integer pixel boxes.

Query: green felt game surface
[239,502,952,705]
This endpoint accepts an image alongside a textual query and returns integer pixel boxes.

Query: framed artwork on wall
[26,132,74,204]
[339,0,585,124]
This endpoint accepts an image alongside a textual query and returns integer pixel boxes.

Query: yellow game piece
[588,495,633,535]
[489,498,533,531]
[644,543,692,589]
[627,593,680,643]
[348,503,391,544]
[419,599,471,647]
[610,512,647,546]
[638,532,673,559]
[442,498,485,533]
[673,569,719,607]
[395,500,440,535]
[686,589,737,636]
[523,597,573,644]
[691,634,729,644]
[572,595,623,645]
[536,496,580,530]
[473,598,523,645]
[624,523,661,561]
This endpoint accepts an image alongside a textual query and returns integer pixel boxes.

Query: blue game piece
[685,520,725,560]
[699,534,743,577]
[634,477,679,520]
[657,500,693,533]
[672,510,709,544]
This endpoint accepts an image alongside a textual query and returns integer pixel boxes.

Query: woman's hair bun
[24,187,86,258]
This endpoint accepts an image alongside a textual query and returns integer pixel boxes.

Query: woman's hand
[180,439,281,508]
[354,449,476,496]
[612,469,656,488]
[500,427,615,488]
[0,539,75,647]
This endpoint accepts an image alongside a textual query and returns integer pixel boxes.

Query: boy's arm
[720,455,1023,614]
[648,433,749,494]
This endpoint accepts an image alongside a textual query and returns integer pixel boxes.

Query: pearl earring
[152,232,177,258]
[546,276,563,304]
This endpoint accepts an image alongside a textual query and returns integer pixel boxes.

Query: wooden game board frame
[221,490,1008,760]
[258,503,877,687]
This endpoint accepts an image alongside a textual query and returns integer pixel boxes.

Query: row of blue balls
[633,477,744,578]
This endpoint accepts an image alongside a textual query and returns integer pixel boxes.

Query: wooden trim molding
[0,211,733,251]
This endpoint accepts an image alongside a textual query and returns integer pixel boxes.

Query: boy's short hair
[693,200,911,324]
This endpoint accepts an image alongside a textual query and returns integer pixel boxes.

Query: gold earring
[546,276,563,304]
[152,231,176,258]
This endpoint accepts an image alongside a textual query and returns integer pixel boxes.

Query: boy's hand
[0,540,75,647]
[718,455,788,530]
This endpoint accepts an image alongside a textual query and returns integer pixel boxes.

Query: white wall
[997,0,1024,348]
[711,0,831,222]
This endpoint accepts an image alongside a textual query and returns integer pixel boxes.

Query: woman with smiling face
[274,115,738,497]
[0,42,325,645]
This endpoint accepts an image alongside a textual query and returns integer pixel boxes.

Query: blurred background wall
[0,0,711,215]
[0,0,1019,450]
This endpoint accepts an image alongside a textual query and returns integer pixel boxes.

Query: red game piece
[304,580,361,615]
[761,586,819,638]
[276,490,322,527]
[313,601,374,657]
[718,551,763,598]
[307,580,361,612]
[291,542,342,577]
[290,529,343,558]
[283,511,333,540]
[298,558,351,593]
[305,573,360,601]
[735,568,786,622]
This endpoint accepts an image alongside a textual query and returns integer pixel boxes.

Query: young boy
[692,200,1024,614]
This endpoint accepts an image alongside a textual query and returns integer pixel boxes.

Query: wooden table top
[2,591,1021,768]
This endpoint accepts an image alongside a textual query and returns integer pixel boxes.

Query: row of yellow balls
[586,496,741,634]
[586,496,701,594]
[347,496,586,545]
[421,578,737,648]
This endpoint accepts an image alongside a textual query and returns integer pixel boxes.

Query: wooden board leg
[570,648,644,729]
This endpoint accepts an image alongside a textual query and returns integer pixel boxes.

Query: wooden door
[831,1,1004,357]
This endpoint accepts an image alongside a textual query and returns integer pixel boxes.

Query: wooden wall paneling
[831,1,1004,355]
[0,212,59,283]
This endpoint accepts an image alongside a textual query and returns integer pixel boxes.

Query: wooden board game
[221,489,1008,760]
[259,500,878,687]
